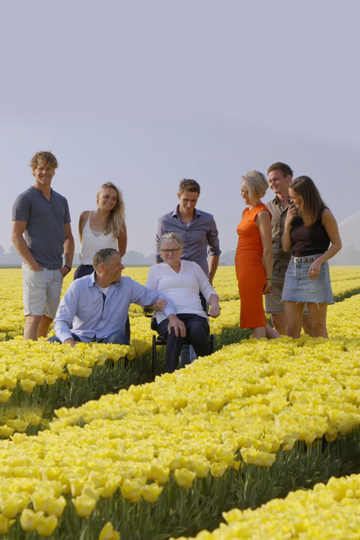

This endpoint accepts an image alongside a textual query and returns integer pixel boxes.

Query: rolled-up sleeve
[207,218,221,257]
[155,216,165,263]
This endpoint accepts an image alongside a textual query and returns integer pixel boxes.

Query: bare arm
[11,221,41,271]
[208,255,220,285]
[308,210,342,279]
[282,204,297,252]
[78,211,89,244]
[117,222,127,257]
[60,223,75,277]
[208,293,221,318]
[257,211,273,294]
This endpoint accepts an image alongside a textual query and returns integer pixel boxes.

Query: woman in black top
[282,176,342,338]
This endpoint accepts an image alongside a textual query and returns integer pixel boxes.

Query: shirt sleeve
[130,278,176,317]
[194,262,218,302]
[63,197,71,224]
[12,193,31,222]
[206,217,221,257]
[155,216,165,263]
[54,282,79,342]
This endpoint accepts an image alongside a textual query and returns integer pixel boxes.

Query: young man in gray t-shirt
[12,151,75,340]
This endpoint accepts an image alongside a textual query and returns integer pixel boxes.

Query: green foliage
[2,430,360,540]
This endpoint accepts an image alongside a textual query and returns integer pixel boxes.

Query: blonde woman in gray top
[74,182,127,280]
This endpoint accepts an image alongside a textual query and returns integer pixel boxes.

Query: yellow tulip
[46,496,67,517]
[0,496,21,519]
[35,514,58,537]
[141,483,163,503]
[0,389,12,403]
[72,495,97,518]
[99,521,121,540]
[20,378,36,393]
[174,468,196,489]
[120,479,143,502]
[0,514,11,534]
[20,509,43,532]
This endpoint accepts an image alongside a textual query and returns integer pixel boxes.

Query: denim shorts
[265,281,309,315]
[281,255,334,304]
[22,263,64,318]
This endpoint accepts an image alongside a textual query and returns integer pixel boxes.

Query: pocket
[318,263,326,279]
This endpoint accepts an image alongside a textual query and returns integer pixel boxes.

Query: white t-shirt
[79,212,117,265]
[146,260,218,323]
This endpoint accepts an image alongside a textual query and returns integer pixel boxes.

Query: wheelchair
[151,331,215,380]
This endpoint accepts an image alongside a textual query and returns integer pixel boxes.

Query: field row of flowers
[1,287,359,403]
[0,334,360,537]
[174,473,360,540]
[1,267,360,538]
[0,269,359,438]
[2,267,360,337]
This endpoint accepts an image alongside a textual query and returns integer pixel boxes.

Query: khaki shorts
[265,281,309,315]
[22,264,63,318]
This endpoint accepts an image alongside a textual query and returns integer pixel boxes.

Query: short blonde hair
[241,170,268,203]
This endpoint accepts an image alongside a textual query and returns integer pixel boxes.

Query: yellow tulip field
[1,267,360,539]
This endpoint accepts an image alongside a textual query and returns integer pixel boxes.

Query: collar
[271,196,291,206]
[172,205,202,220]
[32,186,53,196]
[89,272,121,288]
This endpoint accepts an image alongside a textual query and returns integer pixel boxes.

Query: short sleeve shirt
[266,197,291,284]
[12,186,71,269]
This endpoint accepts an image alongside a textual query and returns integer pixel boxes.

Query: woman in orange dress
[235,170,279,339]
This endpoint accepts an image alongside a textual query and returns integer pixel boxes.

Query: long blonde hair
[97,182,125,237]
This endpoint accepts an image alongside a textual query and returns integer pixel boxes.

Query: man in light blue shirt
[49,248,180,346]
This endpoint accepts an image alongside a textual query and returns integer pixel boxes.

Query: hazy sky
[1,0,359,259]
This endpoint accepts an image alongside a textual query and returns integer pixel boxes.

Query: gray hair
[241,170,268,202]
[93,248,119,270]
[158,232,184,252]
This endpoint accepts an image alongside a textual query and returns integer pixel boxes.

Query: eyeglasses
[161,248,181,254]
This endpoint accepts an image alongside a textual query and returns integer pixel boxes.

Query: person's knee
[302,315,314,336]
[271,313,287,334]
[103,332,129,345]
[26,315,42,322]
[47,335,61,343]
[286,320,301,338]
[311,320,327,336]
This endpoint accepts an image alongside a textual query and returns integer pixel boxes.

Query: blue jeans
[47,331,129,345]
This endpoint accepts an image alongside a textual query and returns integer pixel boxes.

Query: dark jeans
[156,314,210,373]
[47,331,129,345]
[73,264,131,339]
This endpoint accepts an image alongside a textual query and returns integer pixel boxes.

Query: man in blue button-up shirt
[50,248,179,346]
[155,179,221,284]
